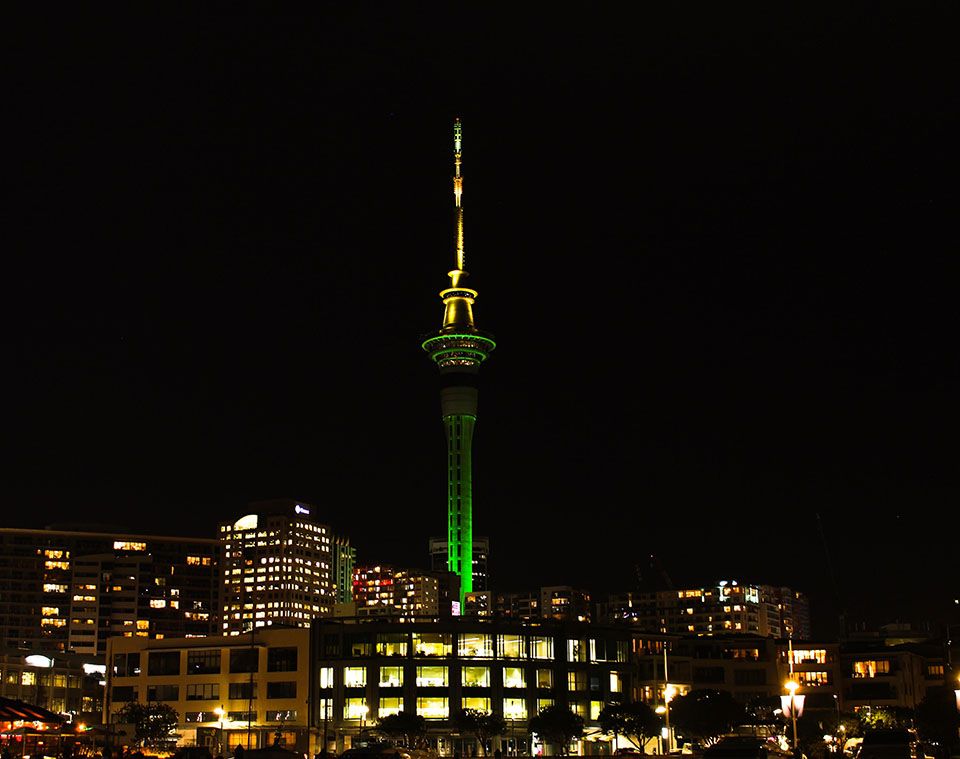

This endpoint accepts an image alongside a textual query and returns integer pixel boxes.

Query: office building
[218,500,333,635]
[106,627,311,753]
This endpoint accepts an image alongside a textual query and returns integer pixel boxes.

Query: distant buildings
[429,536,489,592]
[349,565,440,619]
[597,581,811,639]
[0,526,219,655]
[218,499,333,635]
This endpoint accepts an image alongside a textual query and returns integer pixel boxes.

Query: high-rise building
[332,536,356,604]
[218,499,333,635]
[0,526,219,654]
[596,580,811,639]
[421,119,496,605]
[428,536,489,591]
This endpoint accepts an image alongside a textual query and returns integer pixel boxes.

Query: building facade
[0,527,219,654]
[219,500,333,635]
[351,566,440,619]
[310,619,690,756]
[106,628,311,753]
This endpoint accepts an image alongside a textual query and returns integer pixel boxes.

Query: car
[858,729,923,759]
[702,737,793,759]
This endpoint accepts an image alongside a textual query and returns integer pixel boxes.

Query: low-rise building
[105,627,311,754]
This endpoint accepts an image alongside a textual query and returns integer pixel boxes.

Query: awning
[0,697,66,724]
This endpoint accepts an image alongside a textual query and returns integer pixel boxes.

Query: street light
[358,704,369,746]
[214,706,225,757]
[783,681,805,756]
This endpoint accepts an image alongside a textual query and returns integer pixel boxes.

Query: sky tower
[422,118,496,607]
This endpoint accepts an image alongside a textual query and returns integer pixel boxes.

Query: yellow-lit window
[379,667,403,687]
[45,561,70,570]
[529,636,553,660]
[459,633,494,658]
[113,542,147,551]
[137,620,150,630]
[610,672,623,693]
[503,698,526,719]
[22,672,36,686]
[462,667,490,688]
[187,556,202,566]
[853,660,890,678]
[462,697,490,711]
[537,669,553,688]
[793,649,827,665]
[503,667,525,689]
[318,667,333,689]
[150,600,166,609]
[44,550,66,559]
[343,698,367,719]
[590,701,604,720]
[343,667,366,687]
[499,635,524,659]
[416,666,447,687]
[416,697,448,719]
[378,697,402,717]
[537,698,554,712]
[42,606,60,616]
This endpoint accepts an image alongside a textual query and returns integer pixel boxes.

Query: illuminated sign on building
[294,504,310,515]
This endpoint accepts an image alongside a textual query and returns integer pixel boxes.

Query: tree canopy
[376,712,427,747]
[598,702,661,750]
[116,702,179,748]
[450,709,507,756]
[668,690,744,744]
[528,705,584,756]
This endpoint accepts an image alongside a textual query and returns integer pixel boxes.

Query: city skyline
[7,7,957,642]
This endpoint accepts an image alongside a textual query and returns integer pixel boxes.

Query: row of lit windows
[331,665,623,692]
[338,696,604,721]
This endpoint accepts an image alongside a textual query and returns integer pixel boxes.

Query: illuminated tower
[422,118,496,606]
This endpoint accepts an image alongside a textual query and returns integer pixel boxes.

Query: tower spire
[453,117,465,275]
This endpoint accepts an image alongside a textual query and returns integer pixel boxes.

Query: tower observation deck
[421,119,496,606]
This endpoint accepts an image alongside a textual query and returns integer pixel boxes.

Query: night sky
[7,6,958,639]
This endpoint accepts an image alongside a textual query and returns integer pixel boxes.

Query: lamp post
[785,681,799,755]
[214,706,225,757]
[358,704,368,746]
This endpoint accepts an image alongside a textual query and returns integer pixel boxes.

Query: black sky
[6,5,958,639]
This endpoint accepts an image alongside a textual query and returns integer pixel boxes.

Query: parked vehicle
[858,729,923,759]
[702,737,793,759]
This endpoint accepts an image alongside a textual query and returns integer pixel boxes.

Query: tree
[451,709,507,756]
[598,702,660,750]
[916,686,960,754]
[116,702,179,748]
[376,712,427,748]
[860,707,915,731]
[528,705,584,756]
[668,690,744,745]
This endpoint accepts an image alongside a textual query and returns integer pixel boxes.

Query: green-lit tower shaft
[422,119,495,607]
